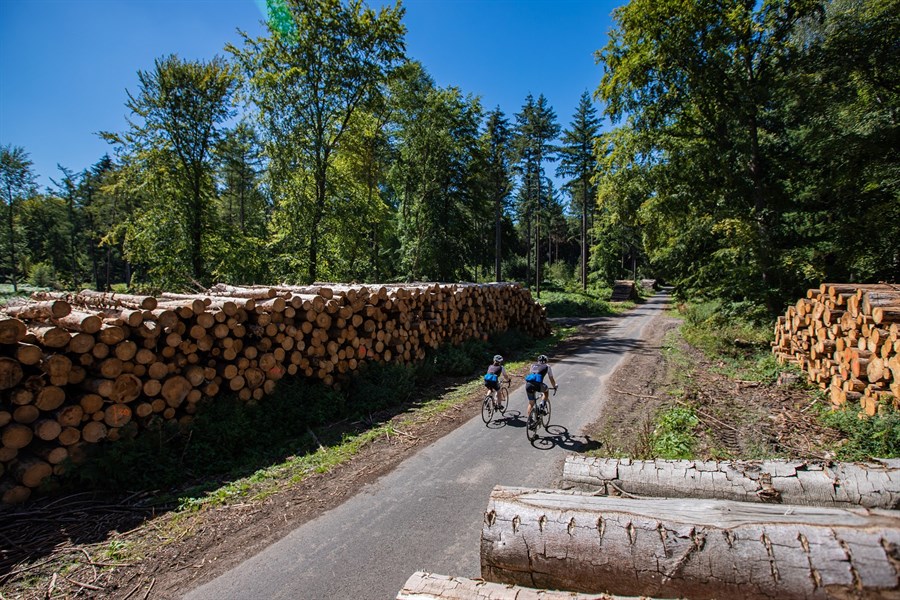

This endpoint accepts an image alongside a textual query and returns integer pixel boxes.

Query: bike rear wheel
[526,411,541,442]
[540,397,551,425]
[481,394,494,424]
[497,387,509,414]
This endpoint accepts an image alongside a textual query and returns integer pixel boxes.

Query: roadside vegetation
[624,300,900,462]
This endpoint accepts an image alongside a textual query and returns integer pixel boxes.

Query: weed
[651,406,699,459]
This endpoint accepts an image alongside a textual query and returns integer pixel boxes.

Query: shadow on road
[525,424,602,452]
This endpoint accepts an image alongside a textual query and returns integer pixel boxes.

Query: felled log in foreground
[396,571,645,600]
[481,486,900,600]
[562,456,900,509]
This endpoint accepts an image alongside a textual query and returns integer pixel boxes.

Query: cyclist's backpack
[524,372,543,384]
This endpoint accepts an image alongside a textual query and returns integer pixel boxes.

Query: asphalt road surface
[185,291,669,600]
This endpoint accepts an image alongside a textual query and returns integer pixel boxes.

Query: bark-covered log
[4,299,71,320]
[562,457,900,509]
[396,571,639,600]
[481,486,900,600]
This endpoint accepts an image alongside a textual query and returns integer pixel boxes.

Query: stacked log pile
[0,282,550,504]
[772,283,900,415]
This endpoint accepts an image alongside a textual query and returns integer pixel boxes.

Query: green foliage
[537,290,615,318]
[651,405,699,459]
[822,404,900,460]
[28,262,59,289]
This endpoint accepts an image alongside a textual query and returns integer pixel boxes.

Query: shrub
[821,403,900,460]
[28,262,59,289]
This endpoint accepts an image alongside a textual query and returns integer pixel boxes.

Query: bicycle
[481,380,510,425]
[526,386,556,442]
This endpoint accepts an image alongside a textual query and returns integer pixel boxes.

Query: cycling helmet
[537,354,548,364]
[493,354,504,364]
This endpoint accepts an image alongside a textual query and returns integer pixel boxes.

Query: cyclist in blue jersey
[483,354,511,408]
[524,354,557,429]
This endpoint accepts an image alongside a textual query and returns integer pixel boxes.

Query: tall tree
[103,54,237,285]
[50,166,84,287]
[230,0,405,284]
[389,62,483,281]
[0,145,37,292]
[483,107,515,282]
[557,91,602,291]
[515,94,560,296]
[597,0,816,310]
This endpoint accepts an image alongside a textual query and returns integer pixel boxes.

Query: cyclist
[524,354,557,429]
[483,354,511,408]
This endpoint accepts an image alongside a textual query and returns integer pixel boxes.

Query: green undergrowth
[650,405,700,459]
[59,325,574,511]
[534,289,621,318]
[820,402,900,460]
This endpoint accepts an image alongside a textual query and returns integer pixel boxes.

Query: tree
[557,91,602,291]
[50,165,85,287]
[514,94,560,296]
[230,0,405,284]
[597,0,817,310]
[482,107,515,281]
[103,54,237,285]
[389,62,483,281]
[0,145,37,292]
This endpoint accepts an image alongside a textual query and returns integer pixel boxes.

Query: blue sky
[1,0,621,189]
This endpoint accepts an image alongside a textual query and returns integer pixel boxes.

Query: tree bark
[481,486,900,600]
[396,571,638,600]
[563,457,900,509]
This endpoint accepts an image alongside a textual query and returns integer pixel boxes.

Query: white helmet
[493,354,504,364]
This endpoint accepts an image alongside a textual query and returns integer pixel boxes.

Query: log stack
[772,283,900,415]
[0,282,550,504]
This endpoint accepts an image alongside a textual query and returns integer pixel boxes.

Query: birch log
[396,571,643,600]
[481,486,900,600]
[562,456,900,509]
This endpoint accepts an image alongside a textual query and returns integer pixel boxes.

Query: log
[28,322,70,348]
[396,571,636,600]
[76,289,158,310]
[562,457,900,509]
[11,454,53,488]
[4,299,71,320]
[0,316,28,344]
[2,423,33,450]
[0,357,24,389]
[0,477,31,504]
[52,309,102,334]
[481,486,900,600]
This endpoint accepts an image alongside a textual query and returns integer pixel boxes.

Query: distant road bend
[185,291,670,600]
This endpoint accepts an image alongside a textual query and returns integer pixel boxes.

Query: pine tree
[558,91,601,291]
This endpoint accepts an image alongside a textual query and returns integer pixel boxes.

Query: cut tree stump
[481,486,900,600]
[396,571,644,600]
[562,456,900,509]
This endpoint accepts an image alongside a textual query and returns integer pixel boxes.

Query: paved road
[185,292,669,600]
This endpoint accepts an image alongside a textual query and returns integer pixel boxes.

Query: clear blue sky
[1,0,621,189]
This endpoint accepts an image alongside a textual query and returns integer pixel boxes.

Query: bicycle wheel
[496,386,509,414]
[541,398,551,426]
[526,411,540,442]
[481,394,494,424]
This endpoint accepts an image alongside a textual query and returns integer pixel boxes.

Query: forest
[0,0,897,317]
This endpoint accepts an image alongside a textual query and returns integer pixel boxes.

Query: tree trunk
[481,486,900,600]
[563,457,900,509]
